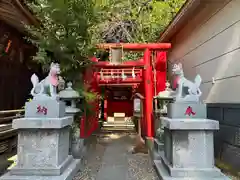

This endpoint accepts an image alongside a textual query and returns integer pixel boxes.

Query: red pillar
[104,99,107,121]
[155,51,167,93]
[143,49,153,137]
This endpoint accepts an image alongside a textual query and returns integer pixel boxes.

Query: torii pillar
[143,48,153,137]
[142,45,170,138]
[95,43,171,138]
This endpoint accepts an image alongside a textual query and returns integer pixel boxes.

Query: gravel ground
[0,132,238,180]
[73,132,158,180]
[72,132,240,180]
[225,173,240,180]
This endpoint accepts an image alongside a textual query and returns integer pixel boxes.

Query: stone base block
[160,152,221,178]
[154,159,230,180]
[25,99,66,118]
[162,118,218,169]
[13,117,73,129]
[168,103,206,119]
[10,156,73,176]
[0,159,81,180]
[154,138,164,153]
[151,139,163,161]
[162,117,219,130]
[15,127,71,170]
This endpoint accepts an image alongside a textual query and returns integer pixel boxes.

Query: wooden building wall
[164,0,240,171]
[167,0,239,103]
[0,20,42,110]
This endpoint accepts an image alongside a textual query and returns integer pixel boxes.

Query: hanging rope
[132,67,136,79]
[121,44,124,63]
[121,69,126,79]
[100,69,104,80]
[109,48,112,63]
[111,69,114,79]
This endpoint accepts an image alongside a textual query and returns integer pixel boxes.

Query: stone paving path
[73,132,158,180]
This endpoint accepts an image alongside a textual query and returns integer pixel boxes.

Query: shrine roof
[0,0,38,33]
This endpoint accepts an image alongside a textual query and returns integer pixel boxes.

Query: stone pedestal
[167,103,206,119]
[24,100,66,118]
[0,99,81,180]
[154,103,230,180]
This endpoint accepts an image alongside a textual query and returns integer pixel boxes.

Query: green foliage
[25,0,99,80]
[24,0,103,117]
[98,0,185,42]
[93,0,186,60]
[74,81,98,102]
[24,0,186,107]
[25,0,186,77]
[22,98,32,109]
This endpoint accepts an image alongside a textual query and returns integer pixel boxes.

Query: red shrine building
[80,43,171,138]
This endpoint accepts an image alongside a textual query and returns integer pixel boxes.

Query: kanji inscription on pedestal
[185,106,196,116]
[37,105,48,115]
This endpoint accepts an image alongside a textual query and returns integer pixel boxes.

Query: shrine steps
[101,121,135,132]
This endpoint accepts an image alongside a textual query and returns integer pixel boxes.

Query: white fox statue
[30,62,61,100]
[172,63,202,102]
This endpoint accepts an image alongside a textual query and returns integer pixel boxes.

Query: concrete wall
[168,0,240,103]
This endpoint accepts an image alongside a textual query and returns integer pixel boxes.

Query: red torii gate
[81,43,171,138]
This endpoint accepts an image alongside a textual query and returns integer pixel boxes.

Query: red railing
[97,68,143,84]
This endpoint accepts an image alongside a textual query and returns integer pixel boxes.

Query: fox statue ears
[173,62,183,69]
[50,62,59,67]
[175,62,182,69]
[178,63,182,69]
[50,62,54,67]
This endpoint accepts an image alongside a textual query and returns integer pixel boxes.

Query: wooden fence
[0,109,24,154]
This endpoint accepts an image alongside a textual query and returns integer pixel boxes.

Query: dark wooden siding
[207,103,240,171]
[0,20,42,110]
